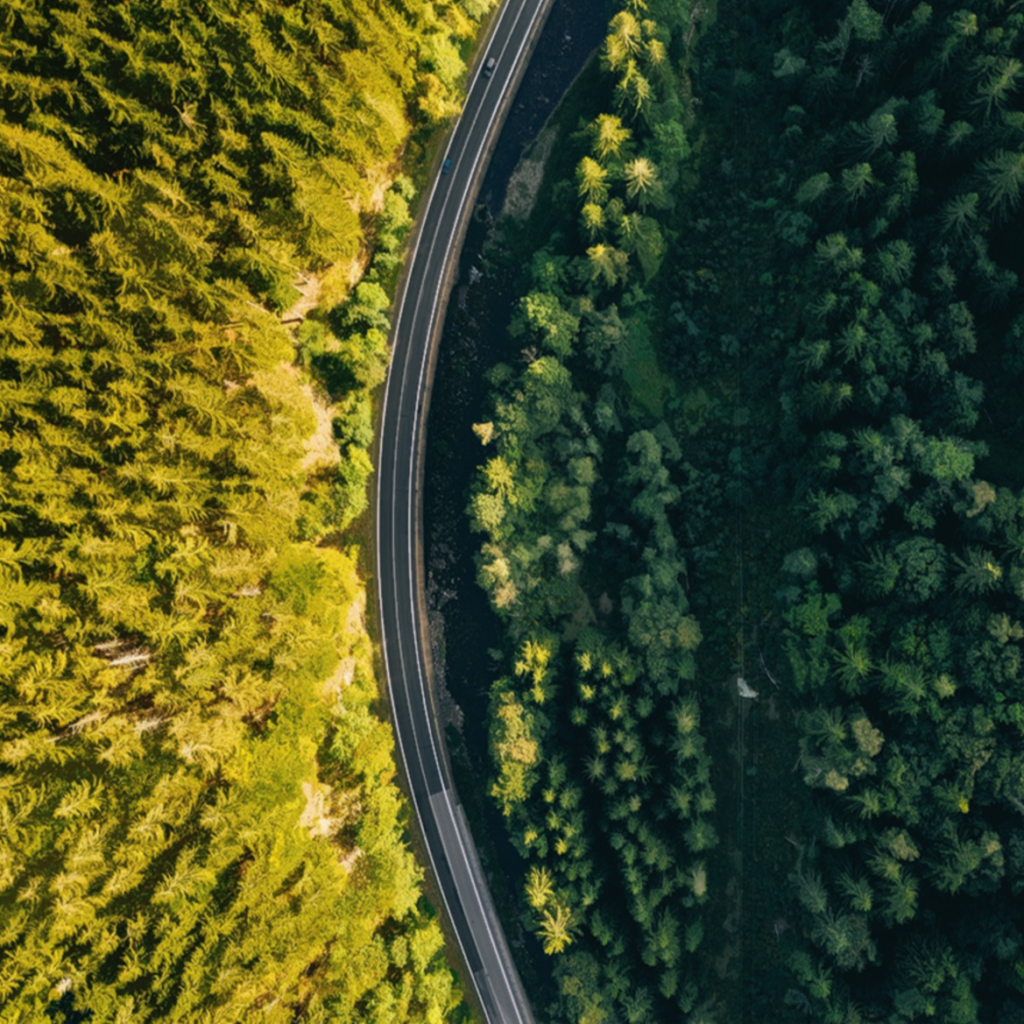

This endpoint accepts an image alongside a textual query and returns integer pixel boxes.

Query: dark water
[477,2,609,215]
[422,0,610,1004]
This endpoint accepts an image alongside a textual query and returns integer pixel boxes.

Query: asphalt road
[374,4,551,1023]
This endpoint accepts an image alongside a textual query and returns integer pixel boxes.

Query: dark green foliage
[724,0,1024,1019]
[470,1,721,1020]
[473,0,1024,1021]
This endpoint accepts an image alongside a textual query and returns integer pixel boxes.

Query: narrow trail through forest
[717,0,752,1015]
[711,1,784,1015]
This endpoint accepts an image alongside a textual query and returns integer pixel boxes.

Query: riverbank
[422,0,611,1007]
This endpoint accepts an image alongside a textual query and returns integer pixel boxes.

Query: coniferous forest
[0,0,496,1020]
[470,0,1024,1021]
[4,0,1024,1022]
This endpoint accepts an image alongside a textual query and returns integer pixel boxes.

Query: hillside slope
[0,1,494,1020]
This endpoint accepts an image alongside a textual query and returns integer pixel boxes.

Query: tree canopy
[470,0,1024,1020]
[0,0,495,1019]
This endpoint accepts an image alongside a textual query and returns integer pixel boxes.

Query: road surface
[375,3,552,1023]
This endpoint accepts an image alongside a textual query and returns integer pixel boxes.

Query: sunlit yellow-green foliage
[0,0,496,1019]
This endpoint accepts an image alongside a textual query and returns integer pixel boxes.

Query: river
[422,0,611,1005]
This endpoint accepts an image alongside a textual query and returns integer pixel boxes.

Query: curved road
[375,3,551,1023]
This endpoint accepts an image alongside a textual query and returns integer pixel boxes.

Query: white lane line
[400,2,550,1021]
[384,0,517,364]
[379,0,528,826]
[376,2,546,1022]
[394,0,535,828]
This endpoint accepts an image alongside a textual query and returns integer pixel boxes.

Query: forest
[5,0,1024,1020]
[0,0,495,1020]
[470,0,1024,1021]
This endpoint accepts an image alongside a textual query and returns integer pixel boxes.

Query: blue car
[442,157,452,175]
